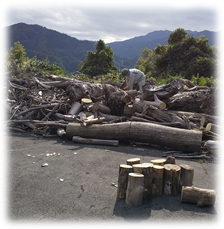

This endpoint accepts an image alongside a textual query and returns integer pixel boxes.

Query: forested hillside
[5,23,218,73]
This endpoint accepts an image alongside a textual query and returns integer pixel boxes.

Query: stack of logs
[117,157,216,207]
[6,72,219,154]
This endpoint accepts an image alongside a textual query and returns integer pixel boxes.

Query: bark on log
[133,97,166,110]
[125,173,145,206]
[205,123,224,136]
[117,164,133,199]
[152,165,164,196]
[181,186,216,206]
[167,110,218,125]
[83,117,106,125]
[91,102,111,114]
[165,156,176,164]
[123,105,135,117]
[68,102,82,115]
[180,164,194,190]
[203,140,220,154]
[151,158,166,166]
[132,163,153,199]
[66,122,202,152]
[163,164,181,196]
[127,158,141,166]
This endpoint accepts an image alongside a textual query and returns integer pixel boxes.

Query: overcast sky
[1,1,222,43]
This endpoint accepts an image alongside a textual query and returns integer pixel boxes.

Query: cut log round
[127,158,141,166]
[163,164,181,196]
[132,163,153,199]
[152,165,164,196]
[205,123,224,136]
[180,164,194,189]
[125,173,145,206]
[181,186,216,206]
[151,158,166,166]
[117,164,133,199]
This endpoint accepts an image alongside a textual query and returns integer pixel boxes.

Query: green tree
[154,28,217,79]
[78,39,119,76]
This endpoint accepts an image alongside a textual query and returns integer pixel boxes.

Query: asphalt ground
[6,131,220,225]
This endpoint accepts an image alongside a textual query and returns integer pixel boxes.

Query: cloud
[5,3,218,43]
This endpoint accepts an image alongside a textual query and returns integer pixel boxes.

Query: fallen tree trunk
[181,186,216,206]
[66,121,202,152]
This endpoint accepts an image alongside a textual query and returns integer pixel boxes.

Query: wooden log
[132,163,153,199]
[151,158,166,166]
[167,110,218,125]
[152,165,164,196]
[181,186,216,206]
[117,164,133,199]
[205,123,224,136]
[84,117,106,125]
[165,156,176,164]
[127,158,141,166]
[125,173,145,206]
[203,140,220,154]
[72,136,119,146]
[68,102,82,115]
[133,97,166,110]
[180,164,194,190]
[123,105,135,117]
[66,121,202,152]
[163,164,181,196]
[91,102,111,114]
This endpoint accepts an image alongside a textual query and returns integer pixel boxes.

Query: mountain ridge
[5,23,218,72]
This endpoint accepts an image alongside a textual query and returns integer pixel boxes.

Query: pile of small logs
[117,157,216,207]
[6,72,219,154]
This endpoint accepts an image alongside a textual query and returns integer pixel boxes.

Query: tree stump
[151,158,166,166]
[152,165,164,196]
[127,158,141,166]
[180,164,194,191]
[164,156,175,164]
[132,163,153,199]
[125,173,145,206]
[181,186,216,206]
[117,164,133,199]
[163,164,181,196]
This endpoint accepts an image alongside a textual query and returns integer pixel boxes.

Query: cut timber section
[133,163,153,199]
[151,158,166,166]
[66,121,202,152]
[152,165,164,196]
[181,186,216,206]
[180,164,194,190]
[163,164,181,196]
[127,158,141,166]
[117,164,133,199]
[125,173,145,206]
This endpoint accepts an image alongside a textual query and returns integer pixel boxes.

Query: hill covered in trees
[5,23,218,73]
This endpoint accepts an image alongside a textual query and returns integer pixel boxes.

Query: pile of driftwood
[6,72,219,155]
[117,157,216,207]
